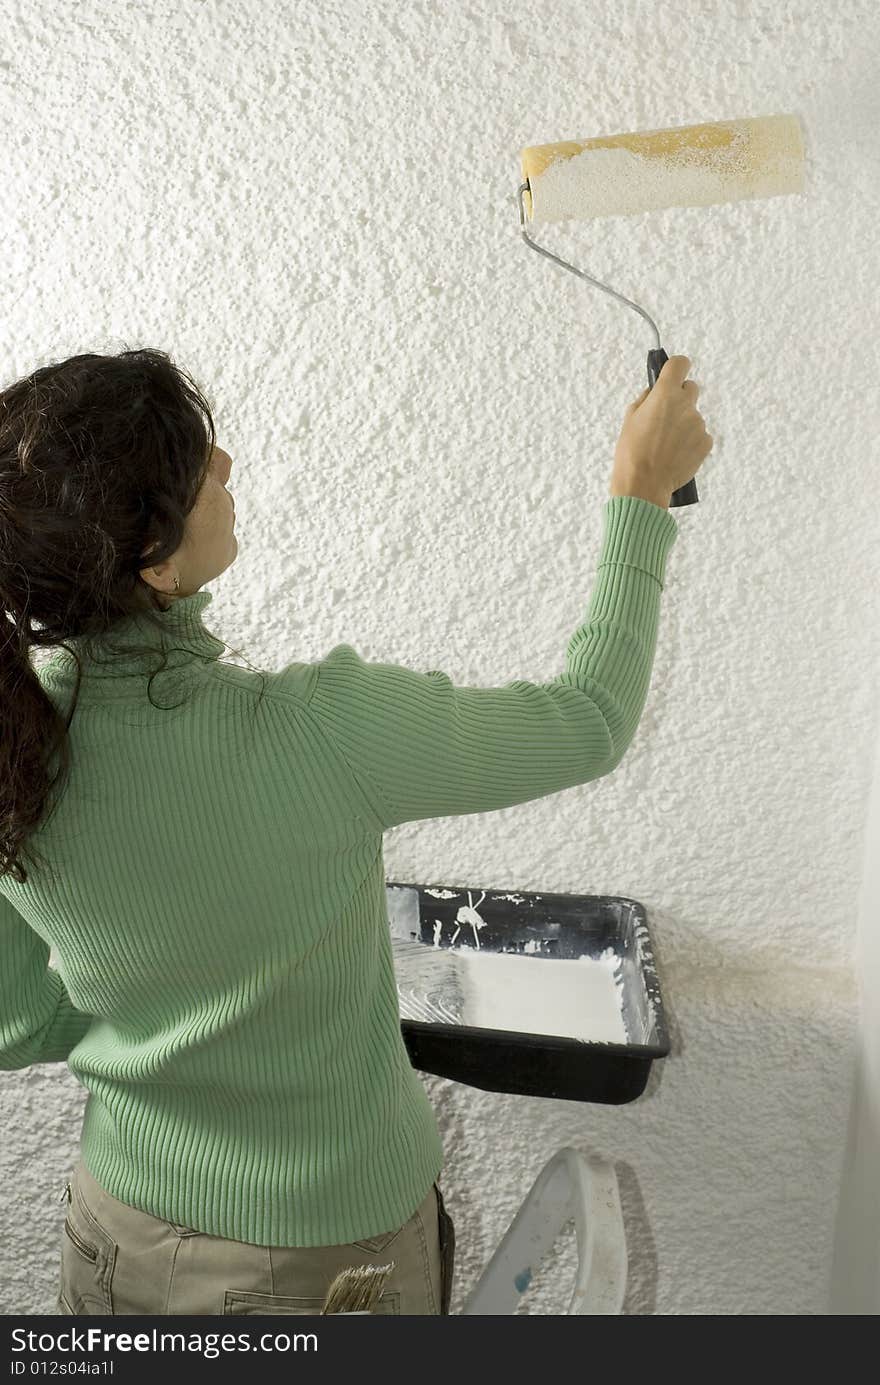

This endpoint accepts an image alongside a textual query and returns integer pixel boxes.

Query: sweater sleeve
[305,495,678,830]
[0,893,92,1069]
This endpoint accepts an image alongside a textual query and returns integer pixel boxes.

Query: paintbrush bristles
[320,1262,395,1314]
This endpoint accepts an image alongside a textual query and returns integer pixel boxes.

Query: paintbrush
[320,1262,395,1314]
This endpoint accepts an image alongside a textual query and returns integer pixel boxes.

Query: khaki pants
[58,1159,455,1316]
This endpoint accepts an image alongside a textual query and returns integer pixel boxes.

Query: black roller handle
[647,347,699,508]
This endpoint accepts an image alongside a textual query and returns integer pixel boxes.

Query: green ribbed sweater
[0,495,677,1247]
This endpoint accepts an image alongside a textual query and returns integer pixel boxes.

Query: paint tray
[386,880,669,1104]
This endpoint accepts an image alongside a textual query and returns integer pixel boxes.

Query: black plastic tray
[387,880,669,1104]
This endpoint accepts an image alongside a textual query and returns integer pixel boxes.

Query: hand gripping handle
[647,347,700,508]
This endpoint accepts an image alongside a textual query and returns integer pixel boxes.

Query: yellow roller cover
[520,113,805,223]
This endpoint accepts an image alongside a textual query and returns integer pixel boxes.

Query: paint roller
[518,113,806,507]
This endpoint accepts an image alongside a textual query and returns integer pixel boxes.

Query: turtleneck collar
[41,589,227,691]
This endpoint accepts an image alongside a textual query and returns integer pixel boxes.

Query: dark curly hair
[0,346,265,885]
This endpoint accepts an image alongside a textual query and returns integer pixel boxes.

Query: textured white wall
[2,0,879,1316]
[831,706,880,1314]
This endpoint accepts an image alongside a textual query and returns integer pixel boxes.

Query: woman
[0,346,710,1315]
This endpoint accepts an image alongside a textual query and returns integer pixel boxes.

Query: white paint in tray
[392,887,627,1044]
[453,944,626,1044]
[394,937,627,1045]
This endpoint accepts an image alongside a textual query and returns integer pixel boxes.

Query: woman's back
[1,495,676,1249]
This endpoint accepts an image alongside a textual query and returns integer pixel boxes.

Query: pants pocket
[59,1177,117,1315]
[350,1225,404,1254]
[223,1288,400,1315]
